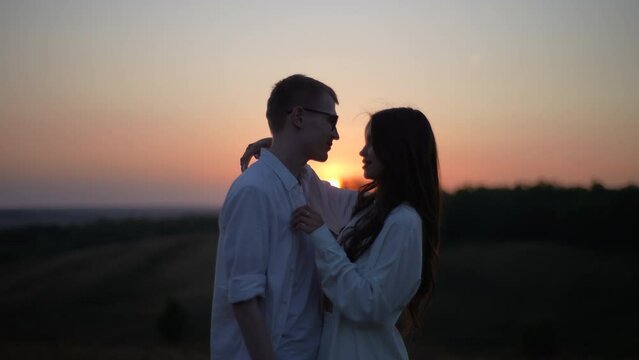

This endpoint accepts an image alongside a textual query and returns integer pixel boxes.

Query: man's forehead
[306,92,337,114]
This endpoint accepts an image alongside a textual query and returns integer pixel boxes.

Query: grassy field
[415,240,639,358]
[1,229,637,359]
[0,231,215,359]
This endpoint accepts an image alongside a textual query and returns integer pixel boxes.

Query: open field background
[0,230,214,359]
[1,185,638,359]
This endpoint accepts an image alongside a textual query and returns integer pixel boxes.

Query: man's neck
[269,141,307,179]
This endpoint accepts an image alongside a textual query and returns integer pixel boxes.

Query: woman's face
[359,123,383,180]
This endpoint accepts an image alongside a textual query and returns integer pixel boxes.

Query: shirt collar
[259,149,310,191]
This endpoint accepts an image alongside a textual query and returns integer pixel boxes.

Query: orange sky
[1,1,638,207]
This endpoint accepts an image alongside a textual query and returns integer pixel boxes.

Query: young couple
[211,74,441,360]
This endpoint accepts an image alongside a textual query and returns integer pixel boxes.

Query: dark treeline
[1,183,637,262]
[441,183,639,250]
[0,216,218,262]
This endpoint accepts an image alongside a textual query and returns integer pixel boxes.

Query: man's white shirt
[210,149,356,360]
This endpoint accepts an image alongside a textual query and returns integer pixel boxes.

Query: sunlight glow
[327,178,342,188]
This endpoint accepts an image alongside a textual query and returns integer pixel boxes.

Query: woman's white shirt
[309,204,423,360]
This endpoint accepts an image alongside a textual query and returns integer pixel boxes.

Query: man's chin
[311,153,329,162]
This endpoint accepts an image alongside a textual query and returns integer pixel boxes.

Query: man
[211,74,356,360]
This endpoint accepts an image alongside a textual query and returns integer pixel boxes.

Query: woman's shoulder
[386,203,421,227]
[372,204,422,253]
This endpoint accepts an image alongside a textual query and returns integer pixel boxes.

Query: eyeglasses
[301,107,338,122]
[288,107,339,130]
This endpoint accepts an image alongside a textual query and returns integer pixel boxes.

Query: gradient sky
[1,0,638,207]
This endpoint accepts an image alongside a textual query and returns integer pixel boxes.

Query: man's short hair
[266,74,338,133]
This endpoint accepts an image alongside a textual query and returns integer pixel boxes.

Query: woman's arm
[293,205,422,324]
[240,137,272,172]
[302,168,358,234]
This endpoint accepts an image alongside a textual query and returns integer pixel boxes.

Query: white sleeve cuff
[227,274,266,303]
[309,224,341,252]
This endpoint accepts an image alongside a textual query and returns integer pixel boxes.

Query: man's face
[299,92,339,162]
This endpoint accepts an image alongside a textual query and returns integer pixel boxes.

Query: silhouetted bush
[521,320,560,359]
[157,298,187,343]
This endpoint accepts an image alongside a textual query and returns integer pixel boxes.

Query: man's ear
[290,106,304,129]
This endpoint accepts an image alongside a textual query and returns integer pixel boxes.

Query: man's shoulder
[227,161,278,196]
[302,164,319,178]
[299,164,323,186]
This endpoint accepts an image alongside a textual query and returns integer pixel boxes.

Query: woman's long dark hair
[340,107,441,335]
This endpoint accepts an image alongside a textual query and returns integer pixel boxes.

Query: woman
[244,107,440,359]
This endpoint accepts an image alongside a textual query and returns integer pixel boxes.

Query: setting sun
[327,178,342,188]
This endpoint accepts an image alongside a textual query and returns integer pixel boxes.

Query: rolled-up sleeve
[220,186,271,304]
[309,208,422,324]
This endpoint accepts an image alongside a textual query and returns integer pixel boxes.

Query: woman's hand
[291,205,324,234]
[240,137,273,172]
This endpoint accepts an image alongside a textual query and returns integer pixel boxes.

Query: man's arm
[233,297,276,360]
[220,186,274,358]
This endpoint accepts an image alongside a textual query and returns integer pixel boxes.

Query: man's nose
[332,127,340,140]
